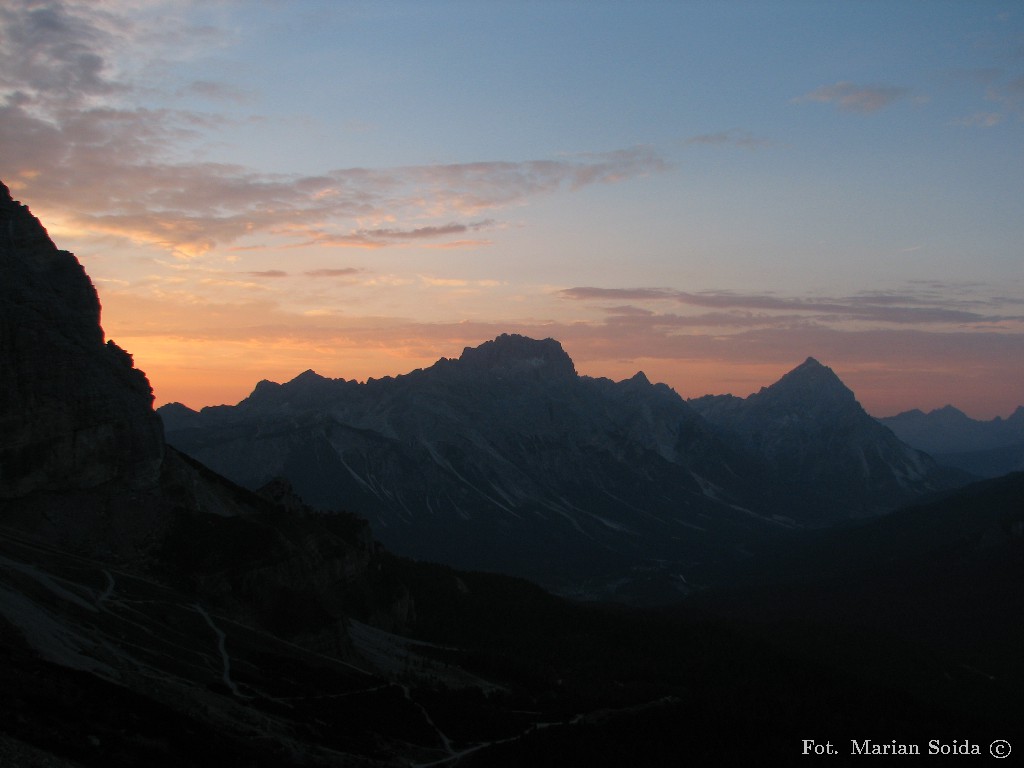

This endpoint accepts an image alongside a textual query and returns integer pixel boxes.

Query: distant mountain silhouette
[162,341,956,597]
[880,405,1024,477]
[690,357,953,521]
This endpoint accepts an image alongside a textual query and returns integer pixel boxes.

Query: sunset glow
[2,1,1021,418]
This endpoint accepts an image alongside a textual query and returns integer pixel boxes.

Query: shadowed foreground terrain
[2,469,1021,765]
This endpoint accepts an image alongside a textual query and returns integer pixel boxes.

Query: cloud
[558,286,1024,327]
[954,111,1003,128]
[0,1,121,105]
[301,220,496,248]
[420,239,492,250]
[246,270,288,278]
[792,81,910,113]
[683,130,776,149]
[177,79,253,104]
[304,267,363,278]
[984,75,1024,120]
[419,276,502,289]
[0,2,668,258]
[4,96,665,256]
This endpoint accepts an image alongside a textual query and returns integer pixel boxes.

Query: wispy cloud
[0,1,668,257]
[559,285,1024,327]
[176,79,253,104]
[304,267,363,278]
[683,130,776,149]
[419,276,502,289]
[954,111,1003,128]
[299,220,496,249]
[942,68,1024,128]
[420,239,492,250]
[984,74,1024,121]
[792,81,910,113]
[5,117,666,256]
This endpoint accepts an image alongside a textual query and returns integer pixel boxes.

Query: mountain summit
[754,356,856,413]
[690,358,948,522]
[455,333,577,380]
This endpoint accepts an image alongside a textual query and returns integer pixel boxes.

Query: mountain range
[879,405,1024,478]
[161,339,955,598]
[3,178,1022,764]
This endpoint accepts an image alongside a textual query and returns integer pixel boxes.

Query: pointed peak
[785,356,836,378]
[759,356,856,407]
[629,370,650,385]
[289,369,327,384]
[795,356,824,370]
[158,401,199,417]
[0,179,12,203]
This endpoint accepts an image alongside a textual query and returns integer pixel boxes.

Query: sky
[1,0,1022,418]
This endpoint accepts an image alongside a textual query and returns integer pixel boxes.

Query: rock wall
[0,181,164,497]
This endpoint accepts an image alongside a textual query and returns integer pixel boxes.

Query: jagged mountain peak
[290,368,328,383]
[237,368,349,411]
[455,333,577,379]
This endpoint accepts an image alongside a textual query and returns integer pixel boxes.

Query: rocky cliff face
[0,181,164,497]
[0,179,408,639]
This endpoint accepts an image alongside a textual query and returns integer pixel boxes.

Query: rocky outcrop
[0,181,164,498]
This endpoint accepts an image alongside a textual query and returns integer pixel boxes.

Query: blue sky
[1,0,1022,416]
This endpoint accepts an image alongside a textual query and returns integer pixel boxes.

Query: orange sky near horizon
[116,323,1021,421]
[3,1,1022,423]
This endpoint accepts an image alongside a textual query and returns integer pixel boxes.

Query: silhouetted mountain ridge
[689,357,950,521]
[163,338,955,596]
[163,342,765,597]
[880,404,1024,477]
